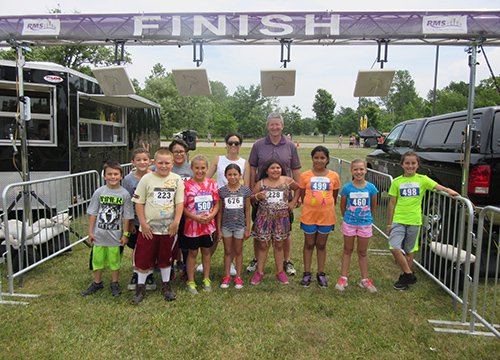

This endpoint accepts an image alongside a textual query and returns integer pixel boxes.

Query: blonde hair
[191,154,209,168]
[350,158,367,169]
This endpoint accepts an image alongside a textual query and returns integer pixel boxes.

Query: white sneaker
[196,264,203,273]
[229,263,237,276]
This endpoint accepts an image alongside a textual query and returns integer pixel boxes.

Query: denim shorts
[300,222,334,235]
[221,228,245,239]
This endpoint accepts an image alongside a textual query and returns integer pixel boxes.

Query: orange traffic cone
[296,142,300,148]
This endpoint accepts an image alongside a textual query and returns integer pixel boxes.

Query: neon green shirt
[388,174,437,225]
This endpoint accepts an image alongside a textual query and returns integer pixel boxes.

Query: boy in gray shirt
[81,161,134,297]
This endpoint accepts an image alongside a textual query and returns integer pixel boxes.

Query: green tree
[335,106,358,136]
[381,70,425,124]
[283,106,304,135]
[312,89,336,142]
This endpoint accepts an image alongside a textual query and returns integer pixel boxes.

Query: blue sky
[3,1,500,117]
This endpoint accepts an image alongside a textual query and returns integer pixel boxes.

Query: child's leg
[341,236,356,277]
[315,232,329,273]
[272,240,285,273]
[93,269,103,283]
[187,249,198,282]
[222,236,234,277]
[234,238,244,276]
[111,270,119,283]
[357,236,370,279]
[303,233,316,273]
[201,247,211,279]
[256,240,270,273]
[390,249,412,274]
[406,252,415,271]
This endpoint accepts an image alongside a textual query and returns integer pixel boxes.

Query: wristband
[123,231,131,238]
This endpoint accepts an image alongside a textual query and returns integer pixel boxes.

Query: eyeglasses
[227,141,241,146]
[173,150,186,155]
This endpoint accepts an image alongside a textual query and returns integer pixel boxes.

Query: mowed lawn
[1,145,498,359]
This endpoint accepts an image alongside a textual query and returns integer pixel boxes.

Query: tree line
[1,45,499,140]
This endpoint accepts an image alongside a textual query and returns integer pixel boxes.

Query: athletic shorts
[300,223,334,235]
[185,234,214,250]
[389,223,420,253]
[92,245,122,271]
[341,222,373,238]
[221,228,245,239]
[134,232,177,270]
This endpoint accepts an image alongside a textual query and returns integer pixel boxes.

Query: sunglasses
[227,141,241,146]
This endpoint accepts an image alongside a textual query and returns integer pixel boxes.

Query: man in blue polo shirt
[247,112,301,276]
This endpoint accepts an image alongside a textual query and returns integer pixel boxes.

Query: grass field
[1,146,499,359]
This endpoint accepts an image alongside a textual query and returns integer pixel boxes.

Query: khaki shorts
[388,223,420,253]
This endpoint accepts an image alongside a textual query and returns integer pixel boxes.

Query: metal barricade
[1,170,100,295]
[469,206,500,337]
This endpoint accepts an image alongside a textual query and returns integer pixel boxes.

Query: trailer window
[0,87,55,145]
[78,96,126,146]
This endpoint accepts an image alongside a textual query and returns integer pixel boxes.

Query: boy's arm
[135,203,152,239]
[434,184,460,197]
[88,215,97,243]
[387,196,397,234]
[168,202,184,237]
[121,218,130,246]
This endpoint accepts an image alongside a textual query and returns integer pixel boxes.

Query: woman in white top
[207,133,250,188]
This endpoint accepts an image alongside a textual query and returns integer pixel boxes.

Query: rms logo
[423,16,467,34]
[426,18,463,29]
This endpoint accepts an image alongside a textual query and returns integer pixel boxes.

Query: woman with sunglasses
[207,133,250,188]
[206,133,250,276]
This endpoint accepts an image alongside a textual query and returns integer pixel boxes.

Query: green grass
[1,146,499,359]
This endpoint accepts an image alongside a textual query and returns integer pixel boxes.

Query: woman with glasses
[168,138,194,280]
[207,133,250,188]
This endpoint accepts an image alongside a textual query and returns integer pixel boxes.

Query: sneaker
[335,276,348,292]
[81,281,104,296]
[276,271,289,285]
[246,258,258,272]
[203,278,212,292]
[220,276,231,289]
[127,272,138,291]
[408,272,417,284]
[300,272,312,287]
[186,281,198,294]
[359,278,378,293]
[196,264,203,273]
[393,273,413,291]
[131,284,146,304]
[284,260,297,276]
[146,273,157,291]
[229,263,237,276]
[110,282,121,297]
[317,272,328,288]
[250,271,264,285]
[162,282,176,301]
[234,276,244,289]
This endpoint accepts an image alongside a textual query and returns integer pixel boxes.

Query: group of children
[82,140,459,302]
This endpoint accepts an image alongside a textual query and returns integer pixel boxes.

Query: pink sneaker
[335,276,348,292]
[250,272,264,285]
[359,278,377,293]
[220,276,231,289]
[276,271,289,285]
[234,276,244,289]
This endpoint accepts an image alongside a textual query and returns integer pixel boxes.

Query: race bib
[225,196,244,209]
[349,192,369,207]
[153,187,174,205]
[399,182,420,197]
[311,176,330,191]
[195,194,213,213]
[267,190,284,204]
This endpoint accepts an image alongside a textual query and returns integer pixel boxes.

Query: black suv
[366,106,500,207]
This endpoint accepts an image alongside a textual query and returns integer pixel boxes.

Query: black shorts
[126,224,140,250]
[177,216,188,250]
[185,234,214,250]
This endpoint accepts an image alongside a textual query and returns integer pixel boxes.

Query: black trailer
[0,60,160,200]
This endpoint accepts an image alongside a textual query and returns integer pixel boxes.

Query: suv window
[384,124,403,147]
[420,118,466,147]
[493,111,500,153]
[395,123,419,147]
